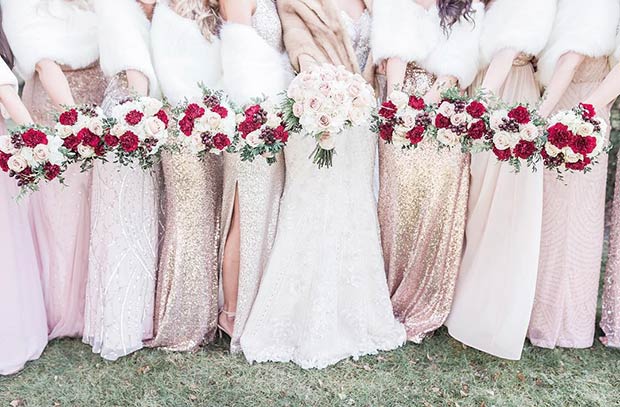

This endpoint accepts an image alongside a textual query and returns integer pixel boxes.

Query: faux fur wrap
[150,1,221,104]
[95,0,158,96]
[220,23,293,106]
[0,58,17,89]
[277,0,374,81]
[480,0,557,65]
[1,0,98,79]
[537,0,619,86]
[372,0,484,88]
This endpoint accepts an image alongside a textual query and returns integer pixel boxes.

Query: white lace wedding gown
[240,11,406,370]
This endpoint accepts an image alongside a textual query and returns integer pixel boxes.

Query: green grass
[1,330,620,407]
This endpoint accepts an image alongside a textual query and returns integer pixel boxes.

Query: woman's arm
[385,57,407,93]
[34,58,75,108]
[584,62,620,112]
[424,75,458,104]
[0,85,33,125]
[538,51,585,118]
[220,0,254,24]
[481,48,519,95]
[126,69,149,97]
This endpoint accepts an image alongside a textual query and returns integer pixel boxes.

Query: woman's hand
[385,57,407,93]
[538,51,585,118]
[0,85,33,125]
[35,59,75,109]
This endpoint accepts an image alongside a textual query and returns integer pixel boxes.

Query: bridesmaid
[372,0,483,342]
[445,0,556,360]
[148,0,223,351]
[83,0,160,361]
[218,0,291,351]
[1,0,106,340]
[0,12,47,375]
[528,0,619,349]
[594,46,620,348]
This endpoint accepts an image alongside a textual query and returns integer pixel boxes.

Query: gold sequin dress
[219,0,285,353]
[147,1,222,351]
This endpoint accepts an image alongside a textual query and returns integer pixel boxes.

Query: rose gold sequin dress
[220,0,285,354]
[23,65,107,340]
[528,57,610,349]
[446,55,543,360]
[378,64,470,343]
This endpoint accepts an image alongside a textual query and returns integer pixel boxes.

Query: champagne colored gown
[0,59,47,375]
[147,0,222,351]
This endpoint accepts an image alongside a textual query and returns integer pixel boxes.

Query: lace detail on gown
[239,11,405,369]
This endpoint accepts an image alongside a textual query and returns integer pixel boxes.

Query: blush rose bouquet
[236,97,289,165]
[488,104,546,172]
[0,125,65,195]
[282,63,375,169]
[542,103,607,175]
[171,86,235,158]
[374,90,433,149]
[54,104,107,170]
[106,96,170,169]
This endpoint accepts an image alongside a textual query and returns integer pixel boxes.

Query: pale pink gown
[528,58,610,348]
[0,115,48,375]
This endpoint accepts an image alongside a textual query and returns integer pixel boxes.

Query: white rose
[142,97,163,116]
[47,137,64,165]
[266,113,281,128]
[562,147,582,163]
[545,142,561,157]
[292,102,304,118]
[318,133,336,150]
[0,135,15,154]
[55,123,73,139]
[401,111,417,128]
[576,121,595,137]
[111,124,127,137]
[436,128,459,147]
[437,101,455,117]
[7,155,27,173]
[245,130,263,148]
[389,90,409,109]
[78,144,95,158]
[450,112,467,127]
[490,110,506,130]
[33,144,50,163]
[20,147,34,165]
[144,116,166,138]
[348,107,368,125]
[493,131,512,151]
[317,114,332,131]
[352,95,371,109]
[307,96,323,112]
[88,118,105,136]
[519,123,539,142]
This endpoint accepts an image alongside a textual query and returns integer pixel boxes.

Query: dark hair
[437,0,480,33]
[0,8,14,69]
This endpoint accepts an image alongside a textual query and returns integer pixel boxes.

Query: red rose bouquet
[374,90,432,149]
[542,103,607,174]
[0,125,65,194]
[488,104,545,172]
[171,87,235,158]
[106,96,170,169]
[55,105,107,170]
[236,98,289,165]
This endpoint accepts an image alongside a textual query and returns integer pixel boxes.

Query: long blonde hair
[171,0,220,41]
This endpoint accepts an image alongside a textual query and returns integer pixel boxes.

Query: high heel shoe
[217,309,236,338]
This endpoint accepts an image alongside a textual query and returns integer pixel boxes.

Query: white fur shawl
[480,0,557,65]
[0,58,17,89]
[220,23,293,106]
[537,0,619,86]
[372,0,484,88]
[1,0,98,79]
[150,1,221,104]
[95,0,158,96]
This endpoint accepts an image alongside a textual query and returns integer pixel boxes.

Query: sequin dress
[220,0,285,354]
[82,73,159,360]
[446,54,543,360]
[528,57,610,349]
[378,63,470,343]
[240,11,406,370]
[147,1,222,351]
[22,64,108,340]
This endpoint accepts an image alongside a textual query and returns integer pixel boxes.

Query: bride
[240,0,406,369]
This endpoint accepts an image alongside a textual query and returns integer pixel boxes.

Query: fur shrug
[537,0,619,86]
[372,0,484,88]
[1,0,98,79]
[480,0,557,65]
[95,0,158,96]
[220,23,293,106]
[150,1,221,104]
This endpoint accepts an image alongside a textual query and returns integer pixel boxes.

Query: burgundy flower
[211,105,229,119]
[467,120,487,140]
[245,105,262,119]
[63,135,81,151]
[493,146,511,161]
[0,151,9,172]
[78,128,100,148]
[579,103,596,119]
[273,125,289,143]
[185,103,205,120]
[408,96,425,110]
[466,101,487,119]
[94,144,106,157]
[155,109,169,127]
[21,128,48,148]
[508,105,531,124]
[513,140,537,159]
[44,163,61,180]
[59,109,78,126]
[378,101,397,119]
[104,133,119,147]
[119,131,139,153]
[566,157,591,171]
[434,113,451,129]
[125,110,144,126]
[213,133,231,150]
[547,123,572,148]
[378,123,394,142]
[179,116,195,136]
[238,119,261,137]
[570,135,597,155]
[406,126,425,145]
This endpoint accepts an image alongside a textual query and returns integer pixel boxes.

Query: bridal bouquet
[106,96,170,169]
[489,104,545,172]
[0,125,64,193]
[237,98,289,165]
[172,87,235,158]
[433,88,490,151]
[282,63,375,168]
[542,103,607,174]
[374,90,432,149]
[55,105,107,170]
